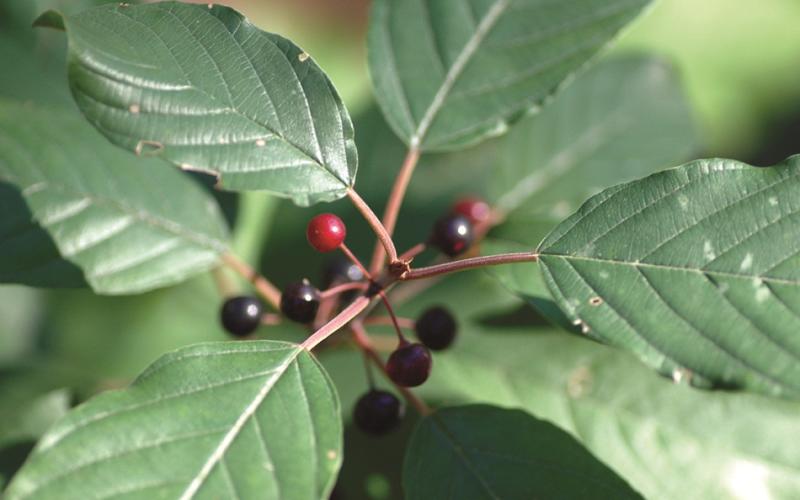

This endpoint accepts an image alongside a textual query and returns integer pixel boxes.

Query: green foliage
[0,100,229,294]
[59,2,358,206]
[539,156,800,397]
[5,341,342,500]
[404,405,642,499]
[368,0,653,151]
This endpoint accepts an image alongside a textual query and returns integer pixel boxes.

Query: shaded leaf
[404,405,642,499]
[60,2,357,206]
[490,55,697,219]
[368,0,652,151]
[0,100,229,294]
[424,327,800,500]
[5,341,342,500]
[538,156,800,397]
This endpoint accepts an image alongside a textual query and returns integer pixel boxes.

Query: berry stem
[301,296,372,350]
[363,316,416,330]
[320,281,368,299]
[260,313,282,326]
[377,291,406,343]
[369,148,421,275]
[350,321,431,416]
[339,243,373,280]
[221,252,281,310]
[402,252,539,280]
[346,188,398,265]
[398,242,427,262]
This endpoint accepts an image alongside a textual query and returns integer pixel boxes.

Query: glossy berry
[386,343,432,387]
[415,306,457,350]
[321,255,364,289]
[429,213,474,257]
[307,213,346,253]
[453,197,491,225]
[280,280,321,323]
[220,296,263,337]
[353,389,404,435]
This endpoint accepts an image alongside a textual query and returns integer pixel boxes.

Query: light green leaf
[368,0,652,152]
[403,405,642,500]
[538,156,800,397]
[59,1,357,206]
[0,100,229,295]
[490,55,697,219]
[424,328,800,500]
[5,341,342,500]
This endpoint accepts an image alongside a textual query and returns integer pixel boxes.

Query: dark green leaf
[404,405,642,499]
[539,156,800,397]
[5,341,342,500]
[0,100,229,294]
[490,55,697,219]
[424,327,800,500]
[62,1,357,206]
[368,0,652,151]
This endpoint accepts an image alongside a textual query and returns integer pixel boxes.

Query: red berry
[307,213,346,253]
[386,343,432,387]
[453,197,490,225]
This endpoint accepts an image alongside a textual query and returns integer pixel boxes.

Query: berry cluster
[218,198,481,435]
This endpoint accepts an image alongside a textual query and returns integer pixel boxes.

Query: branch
[301,296,371,350]
[221,252,281,310]
[402,252,539,280]
[347,188,397,264]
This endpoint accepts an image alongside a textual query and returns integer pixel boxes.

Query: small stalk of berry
[220,295,263,338]
[280,279,321,324]
[429,213,475,257]
[415,306,457,350]
[354,389,404,435]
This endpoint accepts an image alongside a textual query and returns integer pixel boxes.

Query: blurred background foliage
[1,0,799,498]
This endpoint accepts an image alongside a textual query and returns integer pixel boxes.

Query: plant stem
[301,296,371,350]
[398,242,427,262]
[402,252,539,280]
[369,148,421,274]
[320,281,368,299]
[350,321,431,416]
[339,243,373,280]
[347,188,397,265]
[221,252,282,310]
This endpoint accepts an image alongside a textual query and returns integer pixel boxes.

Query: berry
[321,255,364,289]
[386,343,432,387]
[453,197,491,225]
[415,306,457,350]
[307,213,346,253]
[220,296,263,337]
[429,213,474,257]
[280,280,321,323]
[353,389,404,435]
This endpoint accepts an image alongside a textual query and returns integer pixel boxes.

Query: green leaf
[5,341,342,500]
[424,327,800,500]
[490,55,697,219]
[538,156,800,397]
[368,0,652,152]
[0,100,229,294]
[62,1,357,206]
[403,405,642,500]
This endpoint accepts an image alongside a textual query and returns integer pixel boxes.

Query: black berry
[220,296,263,337]
[386,343,432,387]
[321,255,364,289]
[429,213,474,257]
[353,389,404,435]
[415,306,457,350]
[280,280,321,323]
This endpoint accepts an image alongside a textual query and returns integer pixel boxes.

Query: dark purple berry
[386,343,432,387]
[322,256,364,289]
[415,306,457,350]
[220,296,263,337]
[280,280,321,324]
[429,213,474,257]
[353,389,404,435]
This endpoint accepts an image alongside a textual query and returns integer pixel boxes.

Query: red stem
[320,281,367,299]
[301,296,371,350]
[402,252,539,280]
[221,252,281,310]
[339,243,373,281]
[369,148,420,274]
[347,188,397,265]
